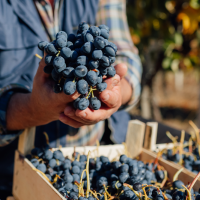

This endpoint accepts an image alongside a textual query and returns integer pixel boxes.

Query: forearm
[120,78,132,105]
[6,93,41,131]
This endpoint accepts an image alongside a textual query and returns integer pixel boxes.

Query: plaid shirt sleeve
[96,0,142,111]
[0,84,30,147]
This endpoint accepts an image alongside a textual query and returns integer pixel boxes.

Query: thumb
[114,63,127,80]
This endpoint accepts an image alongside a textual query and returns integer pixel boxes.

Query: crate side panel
[140,149,200,191]
[13,151,65,200]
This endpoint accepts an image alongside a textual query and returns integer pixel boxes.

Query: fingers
[59,113,84,128]
[104,74,120,90]
[57,90,80,104]
[75,106,115,124]
[99,85,121,108]
[114,63,127,80]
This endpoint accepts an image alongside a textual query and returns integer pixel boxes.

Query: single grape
[89,26,101,37]
[56,37,67,49]
[55,64,66,73]
[98,24,110,31]
[53,56,65,69]
[43,150,53,160]
[104,45,116,57]
[100,29,109,39]
[109,56,116,64]
[84,32,94,43]
[81,30,88,40]
[78,22,89,33]
[81,42,94,54]
[99,67,107,76]
[108,41,117,52]
[92,50,103,60]
[90,97,101,110]
[37,163,46,173]
[63,80,76,95]
[63,173,73,183]
[38,41,49,51]
[43,65,53,74]
[86,71,98,86]
[67,41,74,49]
[56,31,68,39]
[45,55,54,65]
[77,55,88,66]
[100,55,110,68]
[46,44,58,55]
[72,165,81,174]
[53,83,62,93]
[60,47,72,59]
[77,79,89,95]
[73,97,81,109]
[119,172,129,183]
[74,65,88,78]
[71,50,79,61]
[88,60,99,69]
[97,74,103,84]
[63,159,71,170]
[107,66,116,77]
[48,159,57,168]
[94,36,106,50]
[68,33,76,43]
[62,67,74,78]
[96,82,107,92]
[77,98,89,110]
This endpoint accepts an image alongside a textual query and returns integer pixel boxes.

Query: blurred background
[126,0,200,132]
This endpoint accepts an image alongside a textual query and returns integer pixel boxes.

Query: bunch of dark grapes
[38,22,117,110]
[27,144,177,200]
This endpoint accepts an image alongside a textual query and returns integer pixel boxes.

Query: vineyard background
[126,0,200,131]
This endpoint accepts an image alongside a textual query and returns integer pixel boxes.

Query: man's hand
[6,52,79,130]
[59,63,132,128]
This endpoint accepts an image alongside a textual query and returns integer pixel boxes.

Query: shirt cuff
[0,84,30,147]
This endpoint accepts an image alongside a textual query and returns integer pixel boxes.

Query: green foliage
[127,0,200,72]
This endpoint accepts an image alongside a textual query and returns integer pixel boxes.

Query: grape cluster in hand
[38,22,117,110]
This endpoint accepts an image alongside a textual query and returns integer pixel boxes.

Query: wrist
[7,93,36,130]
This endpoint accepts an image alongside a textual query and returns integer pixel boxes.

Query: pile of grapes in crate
[38,22,117,110]
[161,121,200,175]
[27,142,200,200]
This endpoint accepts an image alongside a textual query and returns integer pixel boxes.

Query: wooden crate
[12,120,200,200]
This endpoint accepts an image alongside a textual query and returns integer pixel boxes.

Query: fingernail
[102,93,109,101]
[65,106,74,116]
[113,79,119,86]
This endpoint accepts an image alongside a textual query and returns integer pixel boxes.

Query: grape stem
[35,54,42,59]
[85,151,91,197]
[182,185,191,200]
[173,167,184,182]
[79,169,87,197]
[188,171,200,191]
[43,132,49,145]
[86,87,93,99]
[56,51,60,57]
